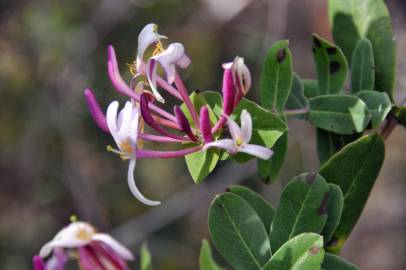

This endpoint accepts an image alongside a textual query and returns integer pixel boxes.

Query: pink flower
[36,221,134,270]
[204,110,273,160]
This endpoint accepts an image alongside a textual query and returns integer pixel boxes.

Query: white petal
[238,144,273,160]
[225,115,244,142]
[154,43,187,83]
[203,139,236,153]
[127,159,161,206]
[146,58,165,103]
[235,57,251,95]
[176,54,191,69]
[137,23,167,59]
[39,222,94,257]
[118,101,133,137]
[240,109,252,144]
[129,107,140,150]
[106,101,119,133]
[91,233,134,261]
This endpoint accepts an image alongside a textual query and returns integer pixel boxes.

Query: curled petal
[84,89,109,133]
[238,144,273,160]
[199,106,213,143]
[146,59,166,103]
[235,57,251,96]
[89,242,128,270]
[78,246,104,270]
[174,106,197,141]
[39,222,95,258]
[127,159,161,206]
[221,68,235,115]
[240,109,252,144]
[92,233,134,261]
[137,23,167,60]
[203,139,236,153]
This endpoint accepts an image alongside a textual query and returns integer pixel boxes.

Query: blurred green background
[0,0,405,269]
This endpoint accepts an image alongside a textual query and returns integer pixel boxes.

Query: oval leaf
[199,239,225,270]
[320,134,385,253]
[208,193,271,270]
[270,173,329,252]
[303,79,320,99]
[354,90,392,128]
[309,94,371,134]
[260,40,293,112]
[351,38,375,92]
[322,253,360,270]
[228,185,275,232]
[185,148,219,183]
[140,243,152,270]
[286,73,308,113]
[263,233,324,270]
[312,34,348,95]
[321,184,344,244]
[328,0,396,99]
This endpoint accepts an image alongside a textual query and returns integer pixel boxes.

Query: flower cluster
[84,23,273,206]
[33,221,134,270]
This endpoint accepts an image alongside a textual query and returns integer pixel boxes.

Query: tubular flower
[146,43,191,103]
[223,56,251,105]
[35,221,134,270]
[204,110,273,160]
[106,101,161,206]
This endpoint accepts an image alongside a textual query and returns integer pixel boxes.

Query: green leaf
[230,98,287,163]
[260,40,293,112]
[203,91,223,117]
[199,239,225,270]
[257,130,288,183]
[185,148,219,184]
[208,193,271,270]
[181,91,217,128]
[320,134,385,253]
[270,173,329,253]
[228,185,275,233]
[328,0,396,99]
[262,233,324,270]
[303,79,320,99]
[309,94,370,134]
[140,243,152,270]
[351,38,375,92]
[321,184,344,244]
[322,253,360,270]
[316,129,341,165]
[312,34,348,95]
[286,73,307,113]
[392,105,406,128]
[354,90,392,128]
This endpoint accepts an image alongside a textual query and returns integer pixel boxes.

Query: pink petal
[199,106,213,143]
[84,89,109,133]
[92,234,134,261]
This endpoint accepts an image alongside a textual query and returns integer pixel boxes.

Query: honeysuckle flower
[37,221,133,270]
[204,110,273,160]
[146,43,191,103]
[223,56,251,105]
[137,23,167,66]
[107,100,161,206]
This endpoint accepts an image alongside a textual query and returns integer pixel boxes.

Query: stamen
[106,145,131,160]
[152,41,165,56]
[126,60,138,76]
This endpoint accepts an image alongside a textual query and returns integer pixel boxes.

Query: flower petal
[33,256,45,270]
[127,159,161,206]
[39,222,94,257]
[199,106,213,143]
[240,109,252,144]
[146,58,165,103]
[225,115,243,142]
[84,89,109,133]
[203,139,236,153]
[137,23,167,60]
[238,144,273,160]
[106,101,119,133]
[221,68,235,115]
[118,101,134,138]
[45,248,68,270]
[92,233,134,261]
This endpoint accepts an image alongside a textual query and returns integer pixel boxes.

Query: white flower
[203,110,273,160]
[107,101,161,206]
[146,43,191,103]
[39,221,134,261]
[137,23,167,63]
